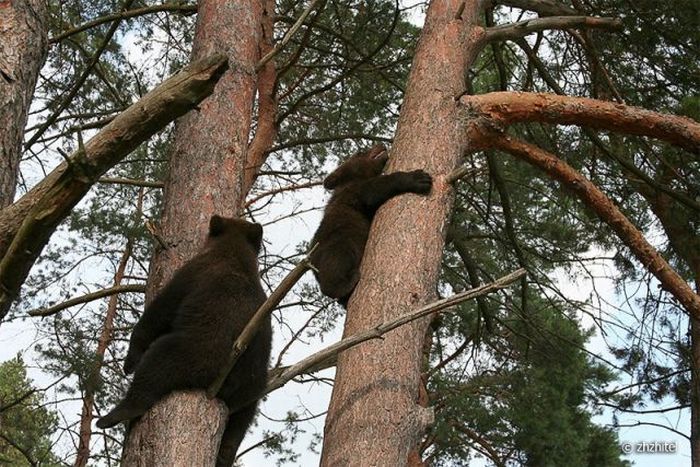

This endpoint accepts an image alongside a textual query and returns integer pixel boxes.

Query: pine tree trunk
[0,0,47,208]
[320,1,486,465]
[75,240,132,467]
[121,0,263,465]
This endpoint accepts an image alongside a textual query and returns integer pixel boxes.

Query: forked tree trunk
[0,0,48,208]
[320,1,486,465]
[121,0,263,465]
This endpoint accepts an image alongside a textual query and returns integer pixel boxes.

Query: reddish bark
[320,1,486,465]
[121,0,263,464]
[486,134,700,320]
[462,92,700,154]
[242,0,278,199]
[0,0,48,208]
[75,241,133,467]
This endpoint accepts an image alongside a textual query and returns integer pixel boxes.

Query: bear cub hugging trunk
[97,215,271,467]
[310,144,433,307]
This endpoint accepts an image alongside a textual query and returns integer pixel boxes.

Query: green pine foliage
[0,357,62,466]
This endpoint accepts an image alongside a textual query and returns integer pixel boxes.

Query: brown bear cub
[97,215,271,467]
[310,144,432,306]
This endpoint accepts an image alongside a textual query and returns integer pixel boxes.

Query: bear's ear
[209,215,226,237]
[245,222,263,251]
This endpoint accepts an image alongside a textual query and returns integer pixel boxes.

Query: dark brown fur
[97,216,271,467]
[310,144,432,306]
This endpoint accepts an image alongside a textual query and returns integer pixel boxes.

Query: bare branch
[484,16,622,43]
[98,177,165,188]
[27,284,145,317]
[262,269,526,397]
[206,244,318,398]
[0,53,228,323]
[244,180,323,208]
[447,165,484,184]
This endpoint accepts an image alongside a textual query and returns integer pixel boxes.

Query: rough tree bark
[320,1,486,465]
[121,0,263,465]
[0,0,48,208]
[241,0,277,199]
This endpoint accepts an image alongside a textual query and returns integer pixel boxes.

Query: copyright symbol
[621,442,633,454]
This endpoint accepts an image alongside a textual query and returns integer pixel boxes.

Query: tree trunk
[0,0,48,208]
[75,240,133,467]
[320,1,485,465]
[121,0,263,465]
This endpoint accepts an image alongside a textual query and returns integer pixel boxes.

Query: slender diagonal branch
[244,180,322,208]
[262,269,526,397]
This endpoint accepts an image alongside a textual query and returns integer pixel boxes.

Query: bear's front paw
[406,170,432,194]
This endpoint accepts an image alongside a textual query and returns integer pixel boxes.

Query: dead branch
[0,53,228,323]
[486,134,700,319]
[27,283,145,318]
[262,269,526,397]
[98,177,164,188]
[462,92,700,154]
[447,166,484,184]
[484,16,622,43]
[206,244,318,398]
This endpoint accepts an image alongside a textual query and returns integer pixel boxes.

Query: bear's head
[208,215,263,253]
[323,144,388,189]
